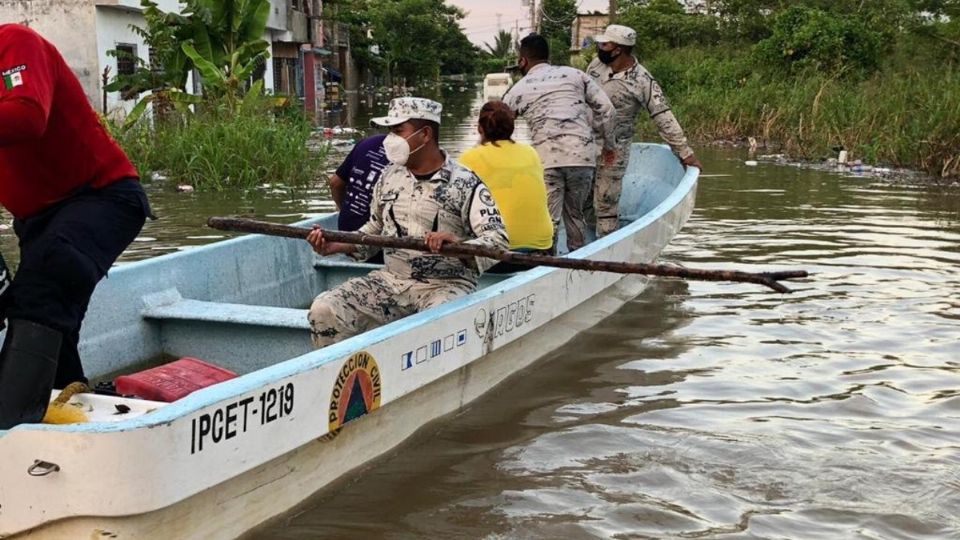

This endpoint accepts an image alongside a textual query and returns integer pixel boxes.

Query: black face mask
[597,48,619,65]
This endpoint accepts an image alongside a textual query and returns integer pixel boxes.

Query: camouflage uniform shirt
[352,151,509,286]
[502,63,617,169]
[587,57,694,159]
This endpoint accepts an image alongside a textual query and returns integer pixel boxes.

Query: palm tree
[484,29,515,59]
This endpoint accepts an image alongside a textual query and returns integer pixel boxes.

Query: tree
[107,0,271,125]
[105,0,198,121]
[620,0,720,54]
[540,0,577,65]
[485,29,515,58]
[180,0,271,109]
[106,1,192,96]
[754,4,889,75]
[437,25,481,76]
[368,0,478,83]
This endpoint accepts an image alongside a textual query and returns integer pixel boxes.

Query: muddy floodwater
[256,130,960,538]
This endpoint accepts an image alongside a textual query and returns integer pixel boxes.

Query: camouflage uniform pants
[308,269,474,348]
[543,166,595,252]
[594,142,631,237]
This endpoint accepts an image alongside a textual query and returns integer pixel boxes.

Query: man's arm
[463,182,509,273]
[0,27,55,145]
[307,172,388,258]
[330,142,360,211]
[639,76,696,161]
[500,83,525,118]
[328,173,346,210]
[583,74,616,152]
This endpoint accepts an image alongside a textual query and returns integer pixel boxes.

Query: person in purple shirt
[329,134,389,232]
[328,134,389,264]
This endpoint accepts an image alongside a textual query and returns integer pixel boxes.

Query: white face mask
[383,127,426,165]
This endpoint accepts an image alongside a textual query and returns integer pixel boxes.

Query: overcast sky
[450,0,609,49]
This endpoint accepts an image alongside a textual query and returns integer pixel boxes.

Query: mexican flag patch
[2,65,26,90]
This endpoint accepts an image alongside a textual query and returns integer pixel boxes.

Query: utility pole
[514,18,520,53]
[528,0,539,34]
[609,0,617,23]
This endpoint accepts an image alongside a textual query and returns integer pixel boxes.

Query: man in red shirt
[0,24,150,428]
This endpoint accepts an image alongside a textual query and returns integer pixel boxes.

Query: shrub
[639,45,960,177]
[114,99,326,190]
[620,0,721,57]
[754,5,888,76]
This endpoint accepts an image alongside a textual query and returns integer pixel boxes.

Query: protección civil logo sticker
[327,351,382,437]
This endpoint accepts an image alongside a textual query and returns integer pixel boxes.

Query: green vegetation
[612,0,960,177]
[324,0,479,84]
[540,0,578,66]
[478,30,517,74]
[113,99,324,191]
[106,0,324,190]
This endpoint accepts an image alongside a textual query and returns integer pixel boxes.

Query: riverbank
[637,46,960,179]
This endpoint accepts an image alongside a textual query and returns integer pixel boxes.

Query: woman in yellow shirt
[459,101,554,260]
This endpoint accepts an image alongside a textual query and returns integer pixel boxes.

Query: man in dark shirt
[329,134,389,231]
[0,25,150,428]
[328,134,389,263]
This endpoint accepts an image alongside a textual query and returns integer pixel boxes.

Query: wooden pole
[609,0,618,23]
[207,217,809,293]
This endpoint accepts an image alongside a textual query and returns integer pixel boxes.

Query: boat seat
[312,256,380,271]
[312,254,521,286]
[142,298,310,330]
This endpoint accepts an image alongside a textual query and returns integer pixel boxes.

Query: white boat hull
[0,144,697,538]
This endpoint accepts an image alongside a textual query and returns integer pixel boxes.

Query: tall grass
[114,101,326,190]
[641,47,960,177]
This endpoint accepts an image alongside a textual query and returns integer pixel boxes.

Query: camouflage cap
[370,97,443,127]
[594,24,637,47]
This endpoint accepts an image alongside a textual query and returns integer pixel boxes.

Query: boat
[482,72,512,101]
[0,143,698,539]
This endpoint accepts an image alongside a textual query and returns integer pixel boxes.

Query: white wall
[267,0,289,32]
[110,0,182,11]
[0,0,101,107]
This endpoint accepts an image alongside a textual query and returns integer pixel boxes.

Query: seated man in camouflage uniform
[587,24,701,238]
[306,97,509,347]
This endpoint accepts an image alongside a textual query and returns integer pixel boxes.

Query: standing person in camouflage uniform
[306,97,509,347]
[588,24,702,237]
[502,33,616,253]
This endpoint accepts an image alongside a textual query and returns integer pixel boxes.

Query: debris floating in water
[176,184,195,193]
[745,160,759,166]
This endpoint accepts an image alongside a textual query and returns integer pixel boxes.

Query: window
[115,44,137,77]
[272,56,303,98]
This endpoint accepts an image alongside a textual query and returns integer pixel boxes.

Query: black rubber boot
[0,319,63,429]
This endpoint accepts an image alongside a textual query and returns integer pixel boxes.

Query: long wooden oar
[207,217,808,293]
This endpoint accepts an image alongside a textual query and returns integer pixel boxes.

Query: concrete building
[569,12,609,63]
[0,0,327,119]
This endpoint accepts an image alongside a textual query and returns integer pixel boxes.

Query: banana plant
[105,0,195,124]
[180,0,272,112]
[120,89,204,130]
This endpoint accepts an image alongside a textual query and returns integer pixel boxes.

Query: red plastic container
[115,357,238,402]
